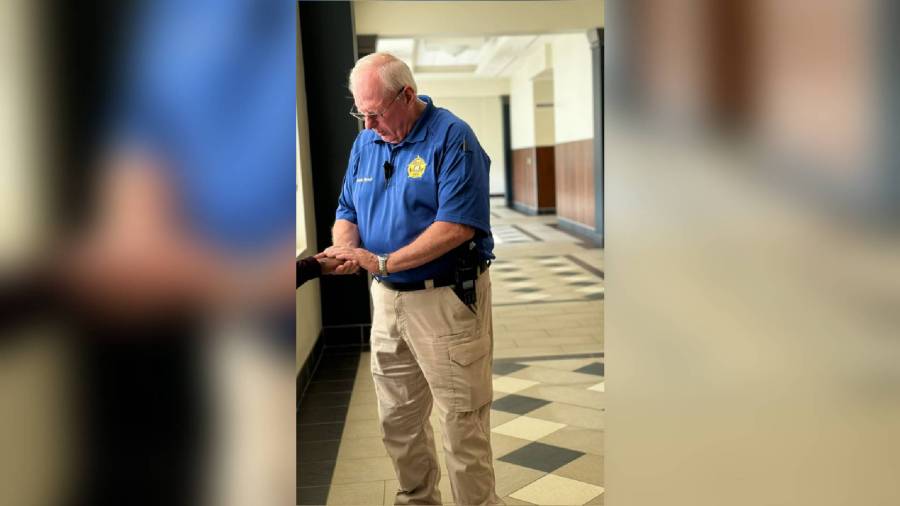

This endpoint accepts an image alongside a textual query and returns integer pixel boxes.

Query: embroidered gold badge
[407,156,427,179]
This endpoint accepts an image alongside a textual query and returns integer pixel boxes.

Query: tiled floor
[299,198,604,505]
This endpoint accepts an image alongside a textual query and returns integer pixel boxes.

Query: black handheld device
[453,241,479,308]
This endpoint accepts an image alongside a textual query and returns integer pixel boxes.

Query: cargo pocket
[447,334,493,412]
[441,285,478,322]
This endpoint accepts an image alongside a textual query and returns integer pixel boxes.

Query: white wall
[416,77,509,98]
[431,96,506,195]
[509,42,553,149]
[551,33,595,143]
[296,20,322,374]
[354,0,604,36]
[534,78,556,147]
[509,75,535,150]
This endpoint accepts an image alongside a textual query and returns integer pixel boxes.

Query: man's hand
[314,249,359,275]
[318,246,378,274]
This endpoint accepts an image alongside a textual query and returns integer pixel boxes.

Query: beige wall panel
[296,19,322,373]
[552,33,595,144]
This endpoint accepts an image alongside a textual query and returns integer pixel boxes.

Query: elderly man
[320,52,503,505]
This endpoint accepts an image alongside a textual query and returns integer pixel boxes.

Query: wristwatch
[377,254,389,277]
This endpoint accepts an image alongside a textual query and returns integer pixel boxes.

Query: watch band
[378,254,389,277]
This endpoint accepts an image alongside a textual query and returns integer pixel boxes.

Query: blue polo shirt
[336,95,495,283]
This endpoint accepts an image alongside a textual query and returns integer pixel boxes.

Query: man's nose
[364,116,377,129]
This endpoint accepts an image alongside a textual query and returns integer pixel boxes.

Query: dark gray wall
[298,2,372,344]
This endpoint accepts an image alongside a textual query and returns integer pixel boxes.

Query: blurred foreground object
[1,0,295,505]
[606,1,900,506]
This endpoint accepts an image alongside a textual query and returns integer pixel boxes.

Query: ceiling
[375,35,550,79]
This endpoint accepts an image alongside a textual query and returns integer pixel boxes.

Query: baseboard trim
[511,202,556,216]
[557,217,604,247]
[511,202,537,215]
[297,329,325,407]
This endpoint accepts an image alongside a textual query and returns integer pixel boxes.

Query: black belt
[378,261,490,292]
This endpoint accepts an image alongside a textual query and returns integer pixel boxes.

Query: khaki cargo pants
[370,270,504,506]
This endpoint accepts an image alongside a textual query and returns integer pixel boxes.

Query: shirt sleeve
[434,125,491,235]
[335,139,361,224]
[297,256,321,287]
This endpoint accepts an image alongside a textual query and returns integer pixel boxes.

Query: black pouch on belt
[453,241,479,307]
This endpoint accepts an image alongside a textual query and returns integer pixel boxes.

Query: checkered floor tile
[499,441,585,473]
[510,474,604,505]
[491,394,551,415]
[487,352,605,504]
[491,255,604,305]
[493,224,537,244]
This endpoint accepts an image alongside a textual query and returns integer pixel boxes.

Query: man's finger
[335,261,355,274]
[334,260,356,275]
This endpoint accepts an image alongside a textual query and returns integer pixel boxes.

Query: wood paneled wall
[535,147,556,209]
[554,139,595,228]
[512,148,536,209]
[512,146,556,212]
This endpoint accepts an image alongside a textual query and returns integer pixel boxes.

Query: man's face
[353,73,409,144]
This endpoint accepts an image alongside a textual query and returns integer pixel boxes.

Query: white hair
[349,52,418,98]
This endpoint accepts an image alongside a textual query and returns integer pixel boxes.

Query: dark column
[588,28,604,245]
[357,34,378,59]
[502,95,513,207]
[298,2,372,347]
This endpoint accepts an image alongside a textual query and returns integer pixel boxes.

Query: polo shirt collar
[373,95,434,146]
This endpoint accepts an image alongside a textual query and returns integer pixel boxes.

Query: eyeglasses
[349,88,405,121]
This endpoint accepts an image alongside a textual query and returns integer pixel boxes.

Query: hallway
[298,199,605,505]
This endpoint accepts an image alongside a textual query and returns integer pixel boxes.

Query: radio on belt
[453,241,479,308]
